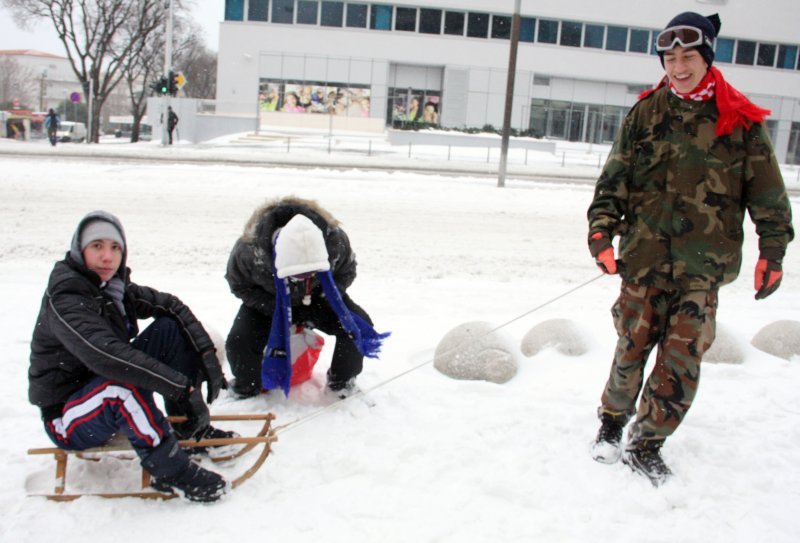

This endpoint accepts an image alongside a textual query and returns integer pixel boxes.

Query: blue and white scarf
[261,269,390,396]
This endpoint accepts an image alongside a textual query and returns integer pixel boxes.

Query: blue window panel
[297,1,318,24]
[320,1,343,27]
[606,26,627,51]
[715,38,734,63]
[272,0,294,24]
[370,4,392,30]
[584,24,603,48]
[346,3,367,28]
[519,17,535,43]
[225,0,244,21]
[537,19,557,44]
[777,45,798,69]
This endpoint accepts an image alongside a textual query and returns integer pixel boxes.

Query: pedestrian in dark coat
[44,108,60,146]
[29,210,232,502]
[167,106,178,144]
[225,196,388,398]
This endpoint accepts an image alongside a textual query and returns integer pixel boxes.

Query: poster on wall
[389,89,440,127]
[259,80,371,117]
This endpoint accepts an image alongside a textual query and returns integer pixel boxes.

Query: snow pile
[751,319,800,360]
[433,321,518,384]
[703,322,746,364]
[520,317,592,357]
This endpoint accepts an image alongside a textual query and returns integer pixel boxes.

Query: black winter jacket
[225,197,357,314]
[29,212,213,419]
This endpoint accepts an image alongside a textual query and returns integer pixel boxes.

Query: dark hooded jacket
[225,196,357,314]
[29,211,214,419]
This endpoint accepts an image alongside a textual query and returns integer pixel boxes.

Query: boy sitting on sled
[29,210,233,502]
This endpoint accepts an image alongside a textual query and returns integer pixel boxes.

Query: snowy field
[1,143,799,542]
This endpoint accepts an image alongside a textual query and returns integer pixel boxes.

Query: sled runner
[27,413,277,501]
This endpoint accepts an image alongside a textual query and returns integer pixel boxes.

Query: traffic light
[149,76,168,95]
[168,71,178,96]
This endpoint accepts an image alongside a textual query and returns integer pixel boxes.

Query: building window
[584,24,604,48]
[537,19,558,44]
[419,8,441,34]
[519,17,535,42]
[297,1,318,24]
[757,43,777,67]
[560,21,581,47]
[225,0,244,21]
[395,7,416,31]
[467,12,489,38]
[248,0,269,21]
[346,3,367,28]
[629,29,649,53]
[777,45,798,69]
[320,1,343,26]
[444,11,464,36]
[370,4,392,30]
[272,0,294,23]
[606,26,627,51]
[715,38,734,63]
[491,15,511,39]
[736,40,756,64]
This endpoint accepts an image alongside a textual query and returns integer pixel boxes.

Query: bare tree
[0,57,36,108]
[2,0,165,142]
[173,22,217,100]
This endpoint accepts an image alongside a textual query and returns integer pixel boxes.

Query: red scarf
[638,66,771,136]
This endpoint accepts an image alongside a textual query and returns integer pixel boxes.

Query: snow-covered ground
[1,137,799,542]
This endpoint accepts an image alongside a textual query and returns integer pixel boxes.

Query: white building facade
[216,0,800,163]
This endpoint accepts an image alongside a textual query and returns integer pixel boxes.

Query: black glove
[199,349,227,404]
[174,387,210,440]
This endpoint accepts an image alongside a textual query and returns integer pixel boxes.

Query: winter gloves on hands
[589,232,617,274]
[755,250,783,300]
[199,349,227,404]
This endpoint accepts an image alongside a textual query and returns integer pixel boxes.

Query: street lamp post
[498,0,522,188]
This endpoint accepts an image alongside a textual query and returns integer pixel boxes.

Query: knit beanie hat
[80,219,125,250]
[658,12,721,68]
[274,214,331,278]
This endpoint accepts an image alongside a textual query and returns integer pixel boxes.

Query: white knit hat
[274,215,331,278]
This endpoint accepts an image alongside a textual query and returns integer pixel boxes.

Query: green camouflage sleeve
[743,123,794,259]
[587,114,632,240]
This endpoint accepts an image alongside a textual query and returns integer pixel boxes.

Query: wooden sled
[27,413,277,501]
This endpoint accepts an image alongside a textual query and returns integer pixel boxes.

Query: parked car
[57,121,87,143]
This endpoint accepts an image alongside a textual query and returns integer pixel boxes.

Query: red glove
[754,258,782,300]
[589,232,617,274]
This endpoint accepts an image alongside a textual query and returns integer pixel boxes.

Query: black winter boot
[591,416,624,464]
[151,462,228,502]
[623,441,672,487]
[140,434,227,502]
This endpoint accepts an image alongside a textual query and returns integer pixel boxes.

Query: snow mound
[204,323,227,363]
[520,318,591,357]
[433,321,518,384]
[703,322,745,364]
[751,320,800,360]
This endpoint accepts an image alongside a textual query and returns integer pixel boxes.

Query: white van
[57,121,87,143]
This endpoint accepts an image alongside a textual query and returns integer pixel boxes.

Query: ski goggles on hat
[655,25,712,51]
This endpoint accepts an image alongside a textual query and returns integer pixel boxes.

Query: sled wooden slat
[27,413,277,500]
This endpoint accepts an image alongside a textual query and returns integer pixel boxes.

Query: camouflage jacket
[587,86,793,291]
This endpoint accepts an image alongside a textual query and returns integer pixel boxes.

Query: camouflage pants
[599,282,718,449]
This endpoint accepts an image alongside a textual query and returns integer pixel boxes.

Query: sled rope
[276,273,606,435]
